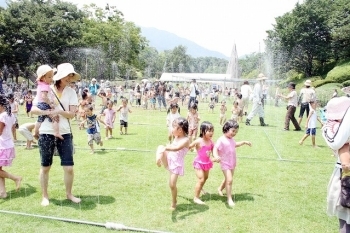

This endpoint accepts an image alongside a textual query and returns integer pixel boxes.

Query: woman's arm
[31,106,62,116]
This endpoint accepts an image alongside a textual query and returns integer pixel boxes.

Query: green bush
[342,80,350,87]
[325,61,350,83]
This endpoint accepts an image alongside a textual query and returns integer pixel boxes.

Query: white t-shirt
[33,85,78,135]
[241,84,252,99]
[189,83,198,97]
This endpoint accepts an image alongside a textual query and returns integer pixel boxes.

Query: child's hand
[245,141,252,147]
[212,156,221,163]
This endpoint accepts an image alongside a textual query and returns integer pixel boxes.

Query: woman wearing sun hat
[31,63,81,206]
[298,79,316,126]
[322,96,350,231]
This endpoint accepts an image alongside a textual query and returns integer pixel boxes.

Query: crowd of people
[1,66,350,232]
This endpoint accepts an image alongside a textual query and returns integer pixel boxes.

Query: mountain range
[140,26,229,60]
[0,0,228,59]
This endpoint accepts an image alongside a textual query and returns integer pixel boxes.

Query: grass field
[0,97,338,233]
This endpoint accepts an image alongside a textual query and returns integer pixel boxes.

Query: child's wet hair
[170,103,178,109]
[199,121,214,138]
[84,104,94,111]
[107,100,113,106]
[189,103,198,110]
[173,117,189,135]
[222,120,239,133]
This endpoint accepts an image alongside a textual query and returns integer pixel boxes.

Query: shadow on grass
[203,192,259,208]
[172,195,209,222]
[0,184,37,202]
[50,195,115,210]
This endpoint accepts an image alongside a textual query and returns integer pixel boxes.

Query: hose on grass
[0,210,171,233]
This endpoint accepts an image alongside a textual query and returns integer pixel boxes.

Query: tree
[0,0,85,81]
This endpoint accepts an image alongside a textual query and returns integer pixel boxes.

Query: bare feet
[156,145,165,167]
[218,188,224,196]
[170,202,177,211]
[15,177,22,191]
[67,194,81,204]
[299,140,303,145]
[41,198,49,206]
[228,199,235,207]
[55,134,64,140]
[0,192,7,198]
[193,197,205,205]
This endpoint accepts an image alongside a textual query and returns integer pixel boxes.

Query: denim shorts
[306,128,316,136]
[38,134,74,166]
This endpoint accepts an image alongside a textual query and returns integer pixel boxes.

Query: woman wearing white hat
[31,63,81,206]
[298,80,316,126]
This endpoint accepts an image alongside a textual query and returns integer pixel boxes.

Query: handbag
[340,176,350,208]
[194,85,199,95]
[51,88,75,155]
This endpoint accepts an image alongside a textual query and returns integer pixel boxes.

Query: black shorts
[38,134,74,167]
[120,120,128,127]
[299,102,310,118]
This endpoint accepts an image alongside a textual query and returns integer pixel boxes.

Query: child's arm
[116,106,122,112]
[339,143,350,172]
[305,109,313,128]
[197,114,200,122]
[112,112,116,123]
[189,138,200,150]
[128,108,132,113]
[97,118,106,126]
[235,141,252,148]
[165,138,190,151]
[212,145,221,162]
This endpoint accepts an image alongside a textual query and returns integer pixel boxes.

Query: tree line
[0,0,228,83]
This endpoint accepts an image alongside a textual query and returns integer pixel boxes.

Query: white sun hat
[53,63,81,82]
[36,64,54,81]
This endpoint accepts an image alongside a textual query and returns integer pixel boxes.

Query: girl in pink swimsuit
[155,117,190,210]
[213,120,252,207]
[189,121,214,205]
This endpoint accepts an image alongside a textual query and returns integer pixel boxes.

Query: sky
[68,0,302,57]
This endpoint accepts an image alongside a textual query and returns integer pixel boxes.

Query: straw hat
[304,80,312,86]
[256,73,267,81]
[36,65,54,81]
[326,96,350,120]
[341,86,350,95]
[53,63,80,82]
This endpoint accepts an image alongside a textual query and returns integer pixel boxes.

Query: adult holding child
[322,96,350,232]
[31,63,81,206]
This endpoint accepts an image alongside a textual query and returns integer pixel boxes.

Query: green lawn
[1,97,337,233]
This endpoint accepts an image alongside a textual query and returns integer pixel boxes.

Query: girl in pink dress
[155,117,190,210]
[189,121,214,205]
[102,101,116,140]
[0,95,22,198]
[213,120,251,207]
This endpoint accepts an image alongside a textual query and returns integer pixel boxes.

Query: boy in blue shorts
[298,100,323,148]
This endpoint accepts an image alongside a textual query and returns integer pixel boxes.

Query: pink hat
[326,96,350,120]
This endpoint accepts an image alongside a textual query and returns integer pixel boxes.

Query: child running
[0,94,22,198]
[155,117,190,210]
[116,98,132,135]
[231,100,241,122]
[213,120,252,207]
[80,105,106,154]
[187,103,200,145]
[219,100,227,125]
[189,121,214,205]
[166,103,181,143]
[33,65,63,140]
[299,100,323,147]
[101,100,116,140]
